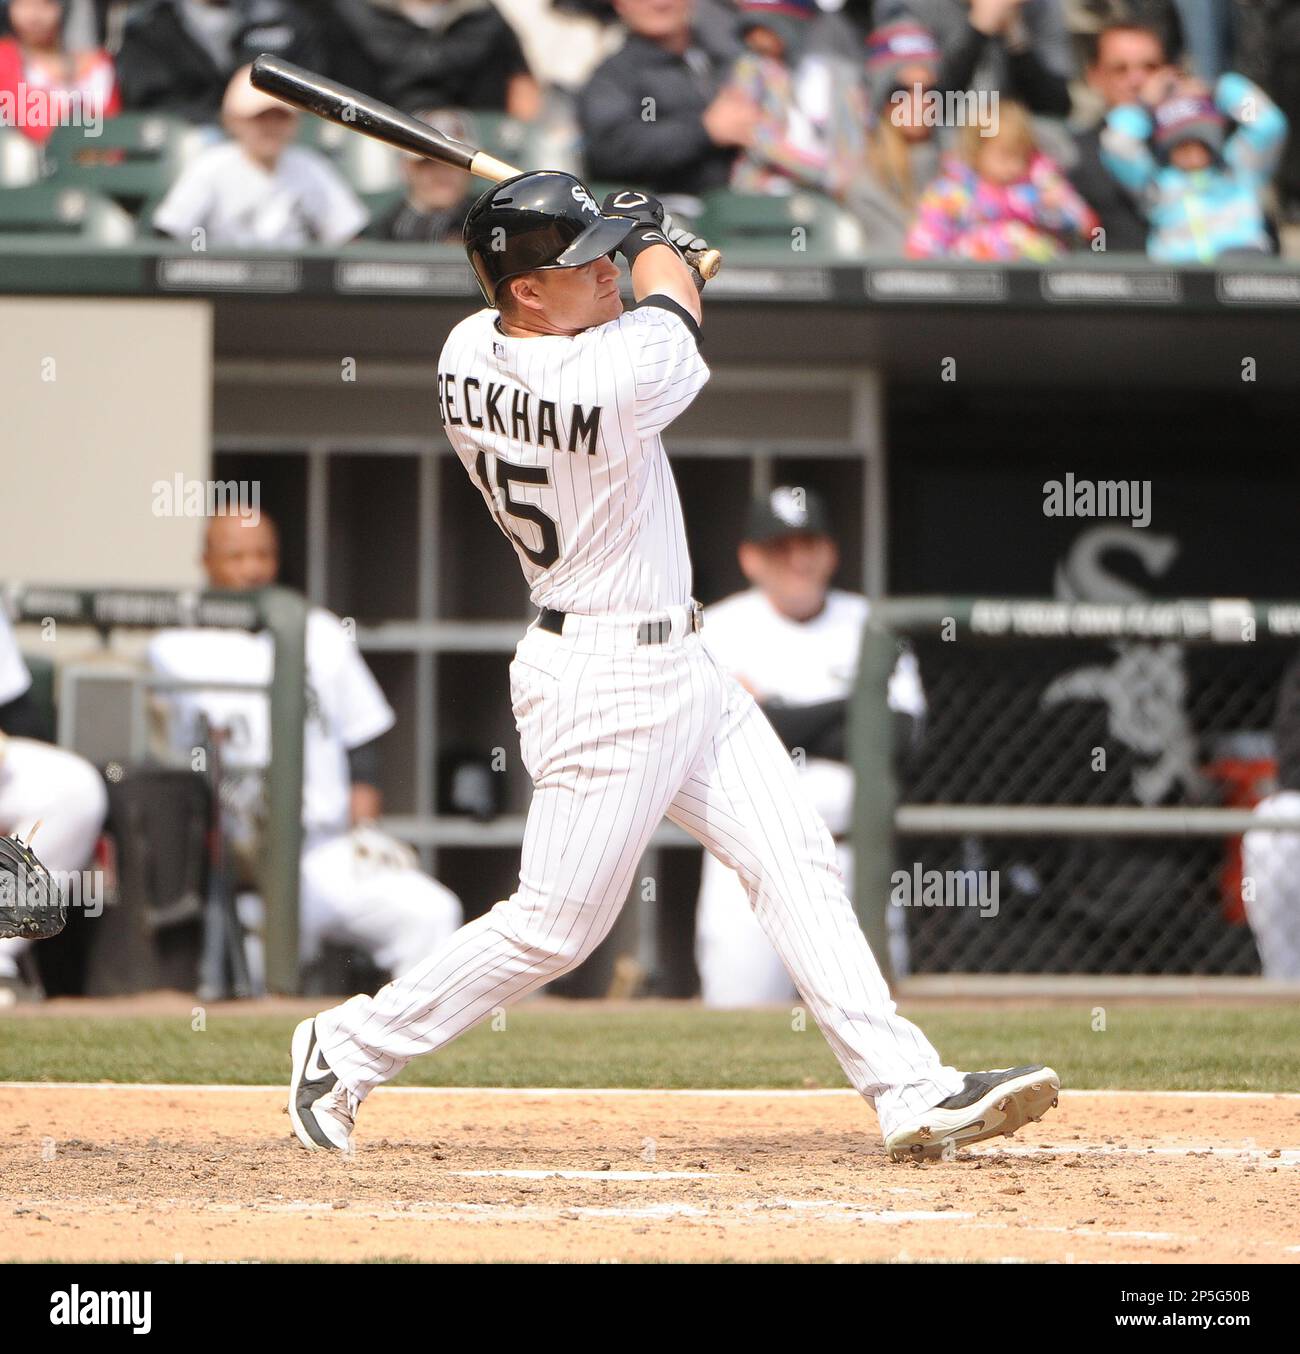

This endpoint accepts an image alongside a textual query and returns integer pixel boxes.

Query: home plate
[453,1169,719,1180]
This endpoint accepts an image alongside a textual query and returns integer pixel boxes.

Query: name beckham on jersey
[437,371,602,456]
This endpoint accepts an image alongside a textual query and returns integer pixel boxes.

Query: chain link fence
[852,599,1300,979]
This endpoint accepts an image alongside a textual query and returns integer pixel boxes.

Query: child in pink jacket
[906,101,1099,260]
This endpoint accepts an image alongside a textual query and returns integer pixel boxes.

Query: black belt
[538,604,703,645]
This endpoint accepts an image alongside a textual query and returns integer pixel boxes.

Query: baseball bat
[248,55,723,282]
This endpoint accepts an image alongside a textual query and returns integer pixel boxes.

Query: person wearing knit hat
[737,0,819,61]
[1101,70,1287,261]
[864,17,941,120]
[872,0,1073,121]
[842,18,945,253]
[1152,87,1225,169]
[724,0,872,201]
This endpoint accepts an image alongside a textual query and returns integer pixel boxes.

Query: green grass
[1,1004,1298,1091]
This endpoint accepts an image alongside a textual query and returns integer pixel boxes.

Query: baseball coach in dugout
[288,170,1060,1162]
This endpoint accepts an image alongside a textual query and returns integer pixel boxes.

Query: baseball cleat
[885,1065,1060,1163]
[287,1017,358,1153]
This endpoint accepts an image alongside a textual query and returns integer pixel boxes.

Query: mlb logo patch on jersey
[493,341,505,358]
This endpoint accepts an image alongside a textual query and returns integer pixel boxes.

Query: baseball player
[289,172,1059,1161]
[148,512,462,988]
[1241,650,1300,979]
[0,608,108,1004]
[696,486,922,1005]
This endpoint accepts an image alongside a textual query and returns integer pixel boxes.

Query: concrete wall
[1,298,211,588]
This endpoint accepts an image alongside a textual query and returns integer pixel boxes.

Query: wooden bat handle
[467,149,522,183]
[688,247,722,281]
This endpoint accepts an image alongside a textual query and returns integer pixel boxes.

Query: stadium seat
[297,115,403,193]
[42,113,201,215]
[0,184,135,245]
[22,654,56,742]
[471,111,531,169]
[359,187,405,228]
[297,110,577,197]
[695,190,867,262]
[0,127,41,186]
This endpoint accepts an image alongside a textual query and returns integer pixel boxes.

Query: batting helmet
[463,171,637,307]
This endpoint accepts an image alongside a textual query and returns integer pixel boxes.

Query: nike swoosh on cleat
[306,1043,334,1081]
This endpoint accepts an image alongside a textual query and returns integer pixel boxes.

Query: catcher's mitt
[0,832,64,940]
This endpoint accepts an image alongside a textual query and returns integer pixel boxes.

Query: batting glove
[602,189,671,263]
[662,214,711,258]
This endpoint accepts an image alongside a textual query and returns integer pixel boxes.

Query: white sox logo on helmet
[570,184,600,217]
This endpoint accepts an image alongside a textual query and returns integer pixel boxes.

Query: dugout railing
[851,597,1300,985]
[5,584,307,994]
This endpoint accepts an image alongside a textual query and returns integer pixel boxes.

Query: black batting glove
[602,189,664,227]
[602,188,671,264]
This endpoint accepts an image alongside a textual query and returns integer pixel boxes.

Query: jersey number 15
[474,451,561,569]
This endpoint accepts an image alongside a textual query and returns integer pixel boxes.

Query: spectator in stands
[148,513,462,993]
[877,0,1075,117]
[330,0,540,118]
[695,486,922,1004]
[0,607,107,1005]
[492,0,615,94]
[579,0,753,204]
[0,0,120,145]
[152,65,368,247]
[1101,69,1286,261]
[365,107,478,243]
[1101,0,1186,66]
[1169,0,1234,80]
[906,99,1099,257]
[852,18,946,252]
[557,0,741,52]
[117,0,332,125]
[1270,1,1300,221]
[1068,22,1173,252]
[723,0,870,202]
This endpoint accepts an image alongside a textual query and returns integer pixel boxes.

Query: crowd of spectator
[0,0,1296,263]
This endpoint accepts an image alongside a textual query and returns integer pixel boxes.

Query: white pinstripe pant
[316,613,964,1138]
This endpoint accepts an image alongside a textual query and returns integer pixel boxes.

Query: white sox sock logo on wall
[1043,527,1202,804]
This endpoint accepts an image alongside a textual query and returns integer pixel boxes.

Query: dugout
[3,246,1298,994]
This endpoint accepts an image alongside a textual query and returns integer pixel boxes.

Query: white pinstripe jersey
[436,298,709,615]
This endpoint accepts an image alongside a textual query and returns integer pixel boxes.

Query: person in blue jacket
[1101,68,1287,263]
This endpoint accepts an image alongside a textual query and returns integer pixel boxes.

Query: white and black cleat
[287,1017,358,1153]
[885,1065,1060,1163]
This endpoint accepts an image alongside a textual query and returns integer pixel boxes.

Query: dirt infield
[2,1085,1297,1262]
